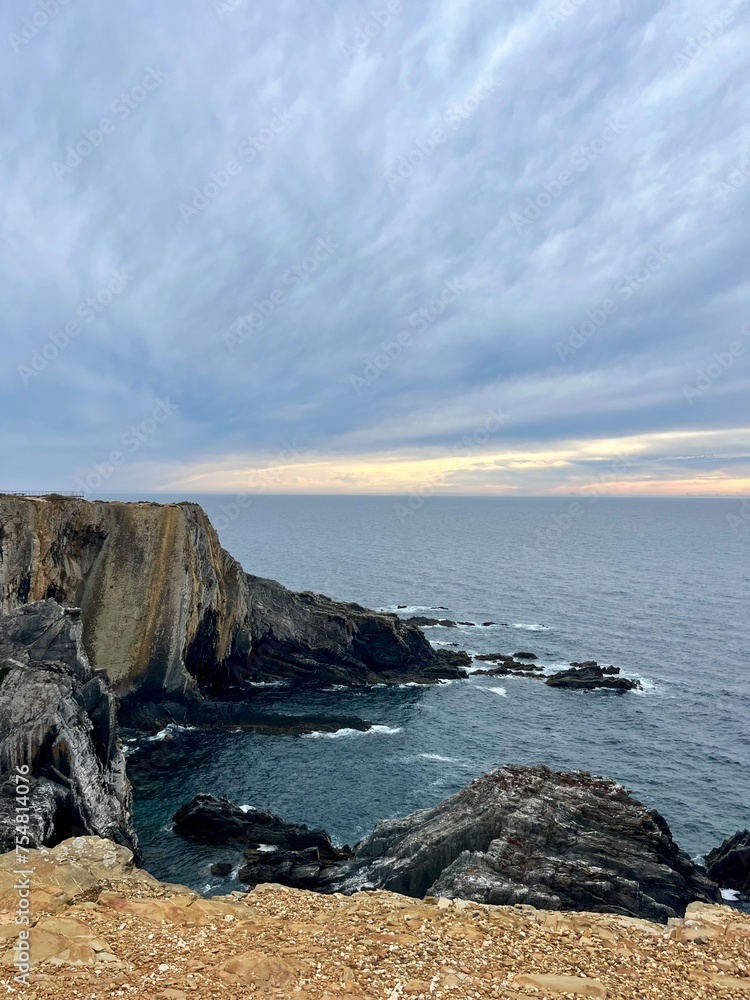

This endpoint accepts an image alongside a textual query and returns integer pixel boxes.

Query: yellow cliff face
[1,837,749,999]
[0,496,250,698]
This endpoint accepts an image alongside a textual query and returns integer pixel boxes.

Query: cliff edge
[0,494,460,703]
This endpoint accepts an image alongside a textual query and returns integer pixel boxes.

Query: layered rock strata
[0,601,138,855]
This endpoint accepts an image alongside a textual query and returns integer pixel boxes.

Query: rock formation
[546,664,639,691]
[0,601,138,856]
[332,765,720,922]
[0,495,465,707]
[707,830,750,894]
[172,793,350,891]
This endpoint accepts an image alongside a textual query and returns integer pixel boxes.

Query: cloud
[1,0,748,495]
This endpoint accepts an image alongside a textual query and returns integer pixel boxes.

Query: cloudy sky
[2,0,749,496]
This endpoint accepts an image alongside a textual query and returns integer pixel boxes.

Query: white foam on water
[302,724,403,739]
[247,680,289,688]
[257,844,277,853]
[146,723,196,742]
[485,686,507,697]
[420,753,456,763]
[240,804,257,813]
[721,888,740,901]
[380,605,450,614]
[511,623,549,631]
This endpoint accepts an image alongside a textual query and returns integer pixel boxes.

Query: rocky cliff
[0,601,138,855]
[0,494,460,703]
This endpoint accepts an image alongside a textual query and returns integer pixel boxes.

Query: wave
[146,723,196,742]
[511,623,549,631]
[419,753,456,762]
[483,686,507,697]
[302,724,403,739]
[381,605,450,614]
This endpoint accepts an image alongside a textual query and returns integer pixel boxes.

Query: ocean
[116,495,749,895]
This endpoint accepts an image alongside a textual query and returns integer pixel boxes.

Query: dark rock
[396,605,407,609]
[433,650,472,670]
[481,622,496,627]
[546,665,639,692]
[210,861,233,877]
[601,666,621,675]
[173,793,351,891]
[513,652,537,660]
[0,600,139,856]
[457,622,475,626]
[474,653,514,663]
[118,698,374,736]
[570,660,598,668]
[706,830,750,894]
[404,617,457,628]
[331,765,720,922]
[173,793,345,861]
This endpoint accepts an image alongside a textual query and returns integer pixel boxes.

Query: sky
[1,0,749,497]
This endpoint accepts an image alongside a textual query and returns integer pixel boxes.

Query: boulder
[0,601,138,856]
[513,652,537,660]
[546,664,638,692]
[706,831,750,894]
[332,765,720,922]
[404,617,457,628]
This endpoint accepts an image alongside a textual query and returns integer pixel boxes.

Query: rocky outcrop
[0,495,465,704]
[172,793,350,890]
[0,601,138,856]
[332,765,720,922]
[546,664,639,692]
[707,831,750,894]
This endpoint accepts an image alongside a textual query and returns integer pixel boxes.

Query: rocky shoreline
[1,493,747,955]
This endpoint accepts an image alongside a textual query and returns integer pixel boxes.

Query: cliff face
[0,601,138,855]
[0,495,453,701]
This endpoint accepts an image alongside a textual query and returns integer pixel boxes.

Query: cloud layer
[2,0,749,495]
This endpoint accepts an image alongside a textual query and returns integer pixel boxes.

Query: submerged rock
[332,765,719,922]
[0,600,138,855]
[546,664,638,691]
[706,830,750,894]
[0,495,465,701]
[405,616,457,628]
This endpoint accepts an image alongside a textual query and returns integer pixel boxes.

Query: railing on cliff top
[0,491,85,497]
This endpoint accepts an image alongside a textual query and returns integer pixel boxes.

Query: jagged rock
[0,601,138,855]
[513,652,537,660]
[332,765,720,922]
[546,664,639,691]
[404,616,457,628]
[706,831,750,894]
[0,495,465,700]
[173,793,346,860]
[210,861,233,877]
[474,653,514,662]
[173,794,351,891]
